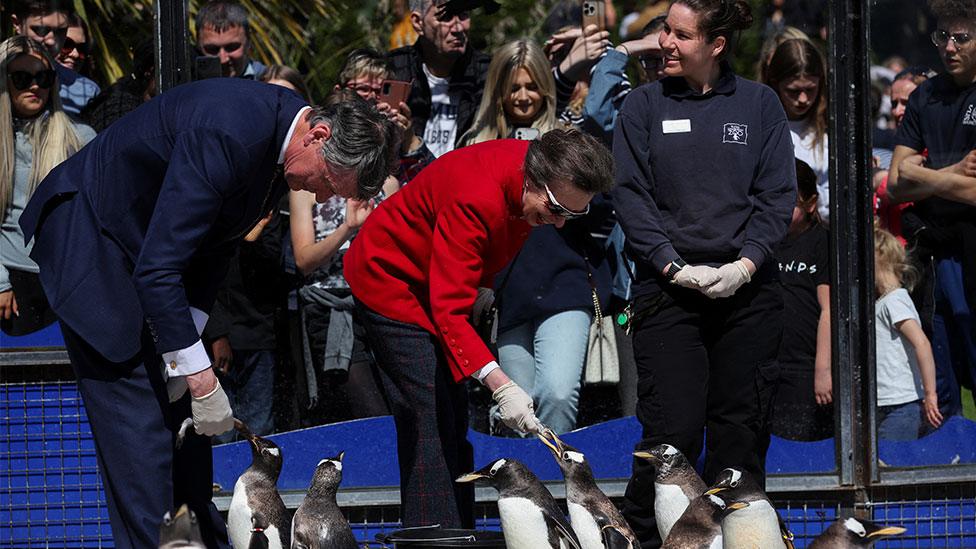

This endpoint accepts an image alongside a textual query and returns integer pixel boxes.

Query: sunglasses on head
[7,70,57,91]
[931,29,973,48]
[543,181,589,219]
[61,37,90,57]
[29,25,68,40]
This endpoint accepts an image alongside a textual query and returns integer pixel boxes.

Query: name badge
[662,119,692,134]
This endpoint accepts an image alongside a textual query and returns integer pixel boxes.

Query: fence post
[154,0,191,93]
[827,0,877,512]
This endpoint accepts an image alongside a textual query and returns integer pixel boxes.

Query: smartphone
[378,80,411,107]
[581,0,607,32]
[513,127,541,141]
[193,56,222,80]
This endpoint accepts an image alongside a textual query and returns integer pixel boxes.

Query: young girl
[874,227,943,440]
[771,159,832,441]
[763,38,830,222]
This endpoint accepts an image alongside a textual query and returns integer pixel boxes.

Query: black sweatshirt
[611,63,796,295]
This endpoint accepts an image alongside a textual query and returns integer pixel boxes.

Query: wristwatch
[665,258,687,280]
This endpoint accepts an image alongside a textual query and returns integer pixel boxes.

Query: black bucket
[375,526,506,548]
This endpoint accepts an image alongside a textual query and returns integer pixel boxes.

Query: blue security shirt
[611,63,796,294]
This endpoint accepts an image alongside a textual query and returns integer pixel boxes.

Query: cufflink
[169,361,178,370]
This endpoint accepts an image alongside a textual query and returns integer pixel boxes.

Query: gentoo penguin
[808,517,906,548]
[706,467,795,548]
[228,421,290,549]
[661,492,747,549]
[291,452,358,549]
[632,444,706,542]
[456,458,582,549]
[158,504,205,549]
[537,430,639,549]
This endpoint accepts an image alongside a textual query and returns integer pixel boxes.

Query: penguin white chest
[228,478,252,549]
[721,500,783,548]
[498,497,560,549]
[263,524,284,549]
[567,502,603,549]
[654,483,690,539]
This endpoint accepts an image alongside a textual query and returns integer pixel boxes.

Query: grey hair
[409,0,433,13]
[195,1,250,34]
[308,98,400,200]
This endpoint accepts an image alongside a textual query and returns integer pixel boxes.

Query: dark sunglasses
[543,182,590,219]
[29,25,68,40]
[61,37,91,57]
[201,42,242,56]
[931,29,973,48]
[7,70,57,90]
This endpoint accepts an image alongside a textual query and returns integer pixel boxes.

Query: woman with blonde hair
[1,35,95,334]
[460,39,559,145]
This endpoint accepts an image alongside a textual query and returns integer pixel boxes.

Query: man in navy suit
[19,78,398,548]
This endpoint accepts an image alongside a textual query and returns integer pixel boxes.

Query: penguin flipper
[601,525,638,549]
[544,513,582,549]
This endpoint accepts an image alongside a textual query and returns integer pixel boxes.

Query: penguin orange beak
[234,418,257,441]
[535,427,563,456]
[633,451,662,466]
[455,472,488,483]
[704,487,729,496]
[868,526,907,538]
[727,501,749,510]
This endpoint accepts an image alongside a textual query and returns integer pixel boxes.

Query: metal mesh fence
[868,483,976,548]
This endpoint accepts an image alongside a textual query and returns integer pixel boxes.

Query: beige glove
[671,264,721,290]
[703,260,752,299]
[166,376,188,403]
[190,381,235,436]
[492,381,544,434]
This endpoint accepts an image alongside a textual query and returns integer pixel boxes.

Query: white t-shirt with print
[422,64,460,158]
[875,288,925,407]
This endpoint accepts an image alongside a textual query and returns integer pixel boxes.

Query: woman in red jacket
[344,129,614,528]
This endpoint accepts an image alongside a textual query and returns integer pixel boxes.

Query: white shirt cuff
[475,360,500,383]
[162,340,212,378]
[162,307,212,378]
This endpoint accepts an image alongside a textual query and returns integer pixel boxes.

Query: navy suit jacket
[20,79,307,363]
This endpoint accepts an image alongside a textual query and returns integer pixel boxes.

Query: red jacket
[344,139,532,381]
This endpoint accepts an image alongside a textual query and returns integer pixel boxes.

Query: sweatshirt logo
[723,123,748,145]
[964,104,976,126]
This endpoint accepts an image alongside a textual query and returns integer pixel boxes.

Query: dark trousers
[356,301,475,528]
[214,349,275,444]
[620,281,783,548]
[60,322,229,549]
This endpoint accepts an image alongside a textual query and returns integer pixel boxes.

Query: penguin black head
[706,468,763,500]
[158,504,206,549]
[456,458,536,495]
[703,492,750,522]
[235,420,283,478]
[308,451,345,496]
[536,429,594,482]
[633,443,690,481]
[838,517,907,546]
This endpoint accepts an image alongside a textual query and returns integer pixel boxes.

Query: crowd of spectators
[2,0,974,449]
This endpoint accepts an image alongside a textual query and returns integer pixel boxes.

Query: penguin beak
[868,526,907,538]
[727,501,749,510]
[535,428,562,456]
[173,504,190,519]
[633,451,663,466]
[455,472,487,483]
[704,487,728,495]
[234,418,256,441]
[335,451,345,462]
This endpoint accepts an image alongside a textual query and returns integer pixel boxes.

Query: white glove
[671,264,721,290]
[471,287,495,326]
[166,376,188,403]
[190,381,235,436]
[492,381,544,434]
[703,260,752,299]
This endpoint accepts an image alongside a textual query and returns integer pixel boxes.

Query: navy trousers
[355,301,475,529]
[60,322,229,549]
[620,280,783,549]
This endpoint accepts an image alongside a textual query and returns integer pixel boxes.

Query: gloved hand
[671,264,721,290]
[190,380,235,436]
[166,376,188,403]
[492,381,544,434]
[703,260,751,299]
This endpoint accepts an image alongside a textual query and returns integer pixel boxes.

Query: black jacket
[388,42,490,148]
